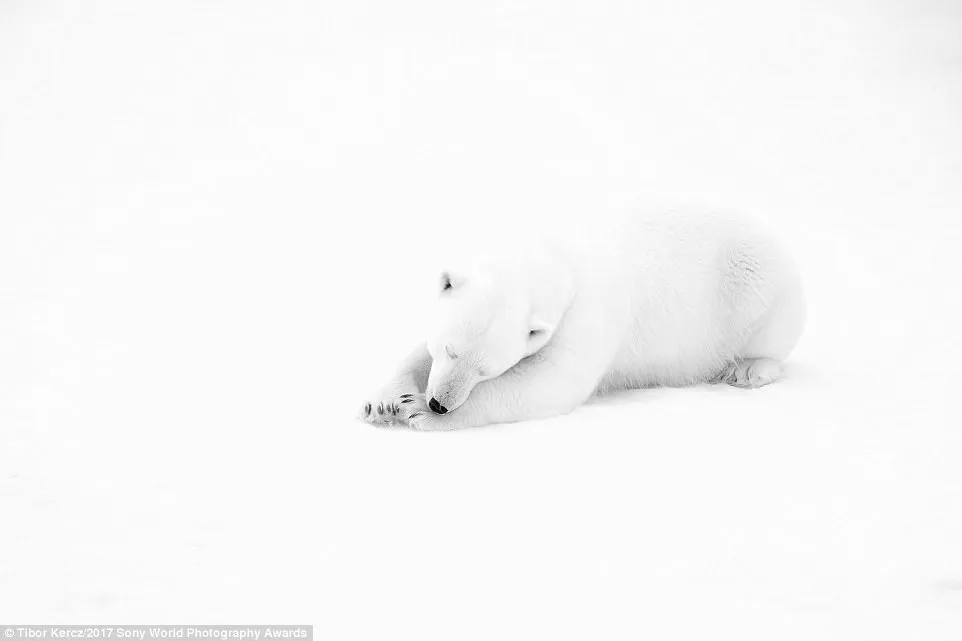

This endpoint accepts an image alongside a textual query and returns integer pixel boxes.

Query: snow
[1,0,960,637]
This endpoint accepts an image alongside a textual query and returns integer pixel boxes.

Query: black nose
[428,397,448,414]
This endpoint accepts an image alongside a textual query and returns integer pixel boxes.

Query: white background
[1,0,960,638]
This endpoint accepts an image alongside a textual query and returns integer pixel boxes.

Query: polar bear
[359,208,806,431]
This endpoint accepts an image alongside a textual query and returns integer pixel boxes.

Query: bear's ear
[524,317,554,356]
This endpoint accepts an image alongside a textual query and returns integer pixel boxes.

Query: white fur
[360,207,806,430]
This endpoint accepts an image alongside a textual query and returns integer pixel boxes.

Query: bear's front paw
[359,391,425,426]
[406,401,454,431]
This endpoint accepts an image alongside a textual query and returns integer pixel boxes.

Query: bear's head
[424,269,555,415]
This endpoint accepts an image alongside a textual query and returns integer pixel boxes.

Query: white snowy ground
[1,0,960,638]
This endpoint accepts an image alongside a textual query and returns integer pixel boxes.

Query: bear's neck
[519,241,576,327]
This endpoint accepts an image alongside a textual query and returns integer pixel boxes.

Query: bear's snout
[428,397,448,415]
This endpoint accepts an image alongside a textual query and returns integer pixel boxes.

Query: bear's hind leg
[741,278,806,362]
[714,275,806,389]
[715,358,783,388]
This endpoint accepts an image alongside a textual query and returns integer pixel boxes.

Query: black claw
[364,403,371,415]
[377,404,384,414]
[400,394,414,399]
[409,412,422,419]
[401,398,413,404]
